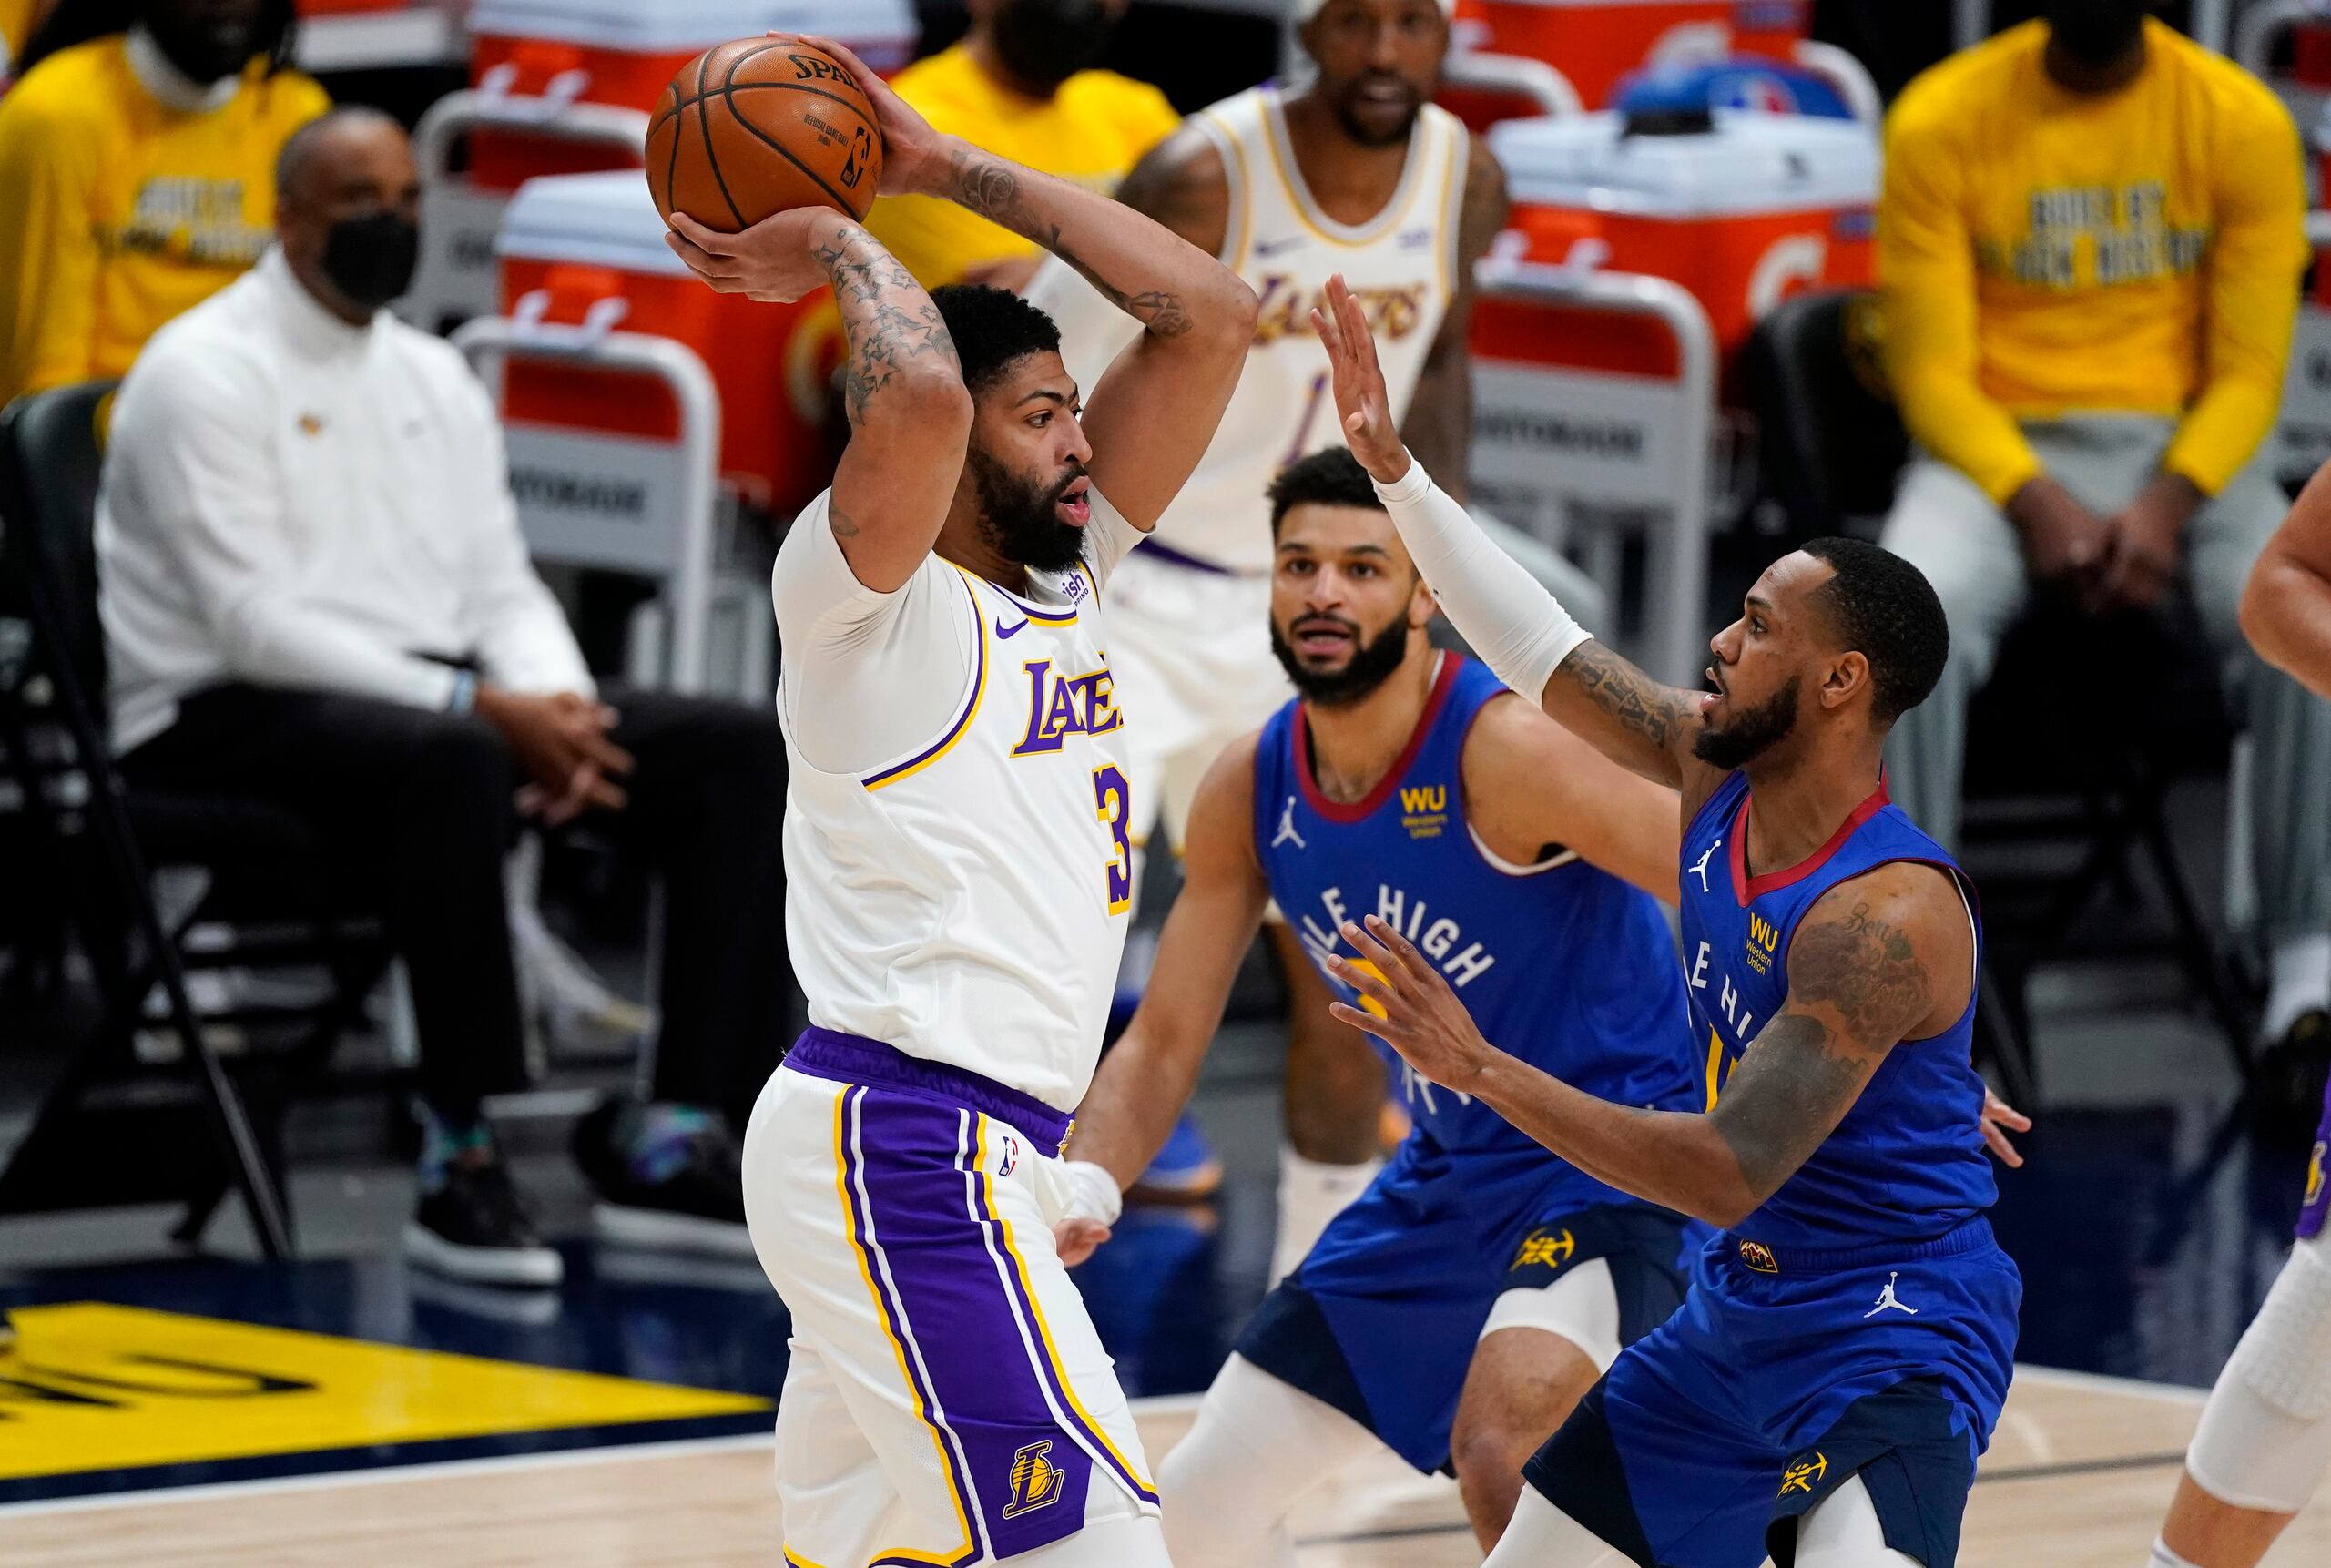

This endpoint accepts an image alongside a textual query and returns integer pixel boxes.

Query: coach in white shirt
[98,107,793,1286]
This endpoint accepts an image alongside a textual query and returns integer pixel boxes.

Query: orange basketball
[646,39,883,231]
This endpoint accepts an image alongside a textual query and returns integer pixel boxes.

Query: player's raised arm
[1054,737,1274,1265]
[1323,860,1970,1227]
[2242,459,2331,697]
[1314,273,1715,803]
[781,36,1257,531]
[668,201,967,595]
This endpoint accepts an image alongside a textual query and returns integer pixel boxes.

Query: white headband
[1297,0,1459,20]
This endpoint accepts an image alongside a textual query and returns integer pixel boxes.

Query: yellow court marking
[0,1303,768,1481]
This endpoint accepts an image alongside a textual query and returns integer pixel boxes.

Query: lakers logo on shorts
[1738,1239,1780,1274]
[2307,1141,2326,1207]
[1512,1227,1576,1270]
[1779,1451,1827,1496]
[1003,1440,1066,1518]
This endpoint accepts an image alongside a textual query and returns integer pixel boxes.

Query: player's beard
[1327,71,1425,148]
[968,448,1089,575]
[1692,677,1802,770]
[1269,614,1410,707]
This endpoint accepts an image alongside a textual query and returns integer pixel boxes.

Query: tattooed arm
[665,200,968,594]
[1313,269,1716,803]
[1319,861,1968,1228]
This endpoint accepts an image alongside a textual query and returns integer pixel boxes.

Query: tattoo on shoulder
[1563,642,1690,751]
[1790,898,1933,1042]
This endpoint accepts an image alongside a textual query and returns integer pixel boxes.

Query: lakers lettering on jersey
[773,488,1148,1114]
[1153,86,1463,573]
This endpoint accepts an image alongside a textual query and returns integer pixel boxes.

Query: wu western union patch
[0,1303,768,1481]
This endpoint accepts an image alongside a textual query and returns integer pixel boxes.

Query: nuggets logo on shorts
[1739,1239,1780,1274]
[1003,1440,1066,1518]
[1779,1451,1827,1495]
[1513,1227,1577,1270]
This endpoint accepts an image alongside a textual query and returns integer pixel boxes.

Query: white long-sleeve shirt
[98,246,590,753]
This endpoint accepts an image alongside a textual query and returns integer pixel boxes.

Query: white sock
[2147,1538,2202,1568]
[1271,1147,1381,1286]
[2265,931,2331,1041]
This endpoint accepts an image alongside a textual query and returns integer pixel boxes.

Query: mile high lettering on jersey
[1293,881,1497,991]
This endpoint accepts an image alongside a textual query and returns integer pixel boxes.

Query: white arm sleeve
[1372,460,1592,705]
[772,493,973,776]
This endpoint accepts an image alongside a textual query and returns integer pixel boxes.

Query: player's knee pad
[2232,1233,2331,1421]
[2187,1235,2331,1513]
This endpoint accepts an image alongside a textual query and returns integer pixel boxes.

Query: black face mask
[991,0,1118,96]
[2045,0,2149,68]
[319,211,419,311]
[144,6,264,86]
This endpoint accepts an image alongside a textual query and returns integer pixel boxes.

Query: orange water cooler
[1451,0,1810,109]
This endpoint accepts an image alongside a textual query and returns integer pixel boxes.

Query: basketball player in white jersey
[1029,0,1508,1273]
[2145,462,2331,1568]
[662,35,1257,1567]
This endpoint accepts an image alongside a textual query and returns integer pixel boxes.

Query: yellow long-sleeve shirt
[0,36,329,403]
[1878,19,2306,503]
[865,45,1180,289]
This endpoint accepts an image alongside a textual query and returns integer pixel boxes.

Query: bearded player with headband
[1030,0,1522,1276]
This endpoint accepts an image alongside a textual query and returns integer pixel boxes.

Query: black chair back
[0,382,118,719]
[1743,289,1908,540]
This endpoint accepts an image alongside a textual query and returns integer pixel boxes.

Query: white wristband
[1372,460,1592,705]
[1059,1159,1124,1228]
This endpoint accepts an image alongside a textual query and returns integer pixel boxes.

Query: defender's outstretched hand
[1311,273,1410,484]
[1323,916,1499,1094]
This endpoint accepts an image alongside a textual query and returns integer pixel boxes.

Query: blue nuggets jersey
[1255,656,1702,1190]
[1679,770,1994,1252]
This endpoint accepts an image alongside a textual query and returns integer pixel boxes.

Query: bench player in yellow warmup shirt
[1875,2,2331,1064]
[0,0,327,402]
[865,0,1178,291]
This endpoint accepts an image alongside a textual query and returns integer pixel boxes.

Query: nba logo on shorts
[1003,1441,1065,1517]
[997,1134,1021,1178]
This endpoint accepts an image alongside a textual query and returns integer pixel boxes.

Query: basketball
[646,39,883,232]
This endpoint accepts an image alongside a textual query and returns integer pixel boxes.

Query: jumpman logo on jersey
[1863,1272,1918,1318]
[1271,797,1307,850]
[1689,839,1723,893]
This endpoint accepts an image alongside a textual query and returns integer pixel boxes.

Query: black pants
[120,683,793,1129]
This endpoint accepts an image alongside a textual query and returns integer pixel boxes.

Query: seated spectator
[1877,2,2328,1054]
[867,0,1177,290]
[0,0,324,403]
[97,108,794,1286]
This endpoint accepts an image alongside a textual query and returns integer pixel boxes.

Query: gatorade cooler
[1485,108,1877,361]
[496,170,833,513]
[1457,0,1809,108]
[466,0,914,191]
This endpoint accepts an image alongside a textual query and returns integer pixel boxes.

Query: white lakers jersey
[1162,87,1467,572]
[774,489,1142,1114]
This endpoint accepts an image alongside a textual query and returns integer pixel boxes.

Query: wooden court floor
[7,1367,2328,1565]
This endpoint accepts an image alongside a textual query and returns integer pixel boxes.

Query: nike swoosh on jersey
[996,617,1031,639]
[1253,236,1302,256]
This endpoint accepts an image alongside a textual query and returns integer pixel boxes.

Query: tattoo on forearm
[944,143,1193,340]
[1709,1013,1868,1197]
[813,228,960,425]
[1563,642,1691,752]
[1708,898,1931,1200]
